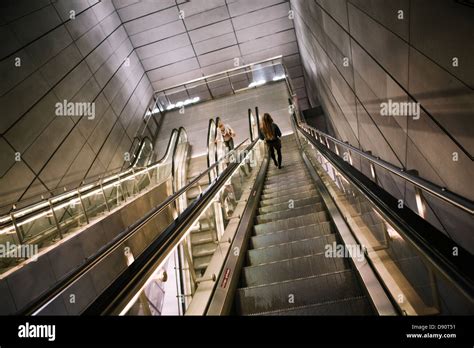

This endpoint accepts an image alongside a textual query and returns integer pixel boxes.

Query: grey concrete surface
[291,0,474,251]
[0,0,154,211]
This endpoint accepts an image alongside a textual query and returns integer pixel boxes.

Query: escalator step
[252,296,374,316]
[263,180,313,194]
[251,222,333,248]
[254,211,329,235]
[248,233,336,265]
[256,203,324,224]
[192,241,217,258]
[236,269,365,315]
[258,196,322,215]
[261,184,316,200]
[259,189,320,207]
[242,252,351,287]
[266,168,307,180]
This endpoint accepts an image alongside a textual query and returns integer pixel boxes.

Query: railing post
[117,175,125,203]
[48,199,63,240]
[10,209,23,244]
[100,179,110,212]
[181,239,197,295]
[77,189,89,225]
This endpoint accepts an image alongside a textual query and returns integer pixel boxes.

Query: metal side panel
[206,156,270,315]
[185,172,258,315]
[300,150,398,316]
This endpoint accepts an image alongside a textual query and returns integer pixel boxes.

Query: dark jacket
[259,123,282,143]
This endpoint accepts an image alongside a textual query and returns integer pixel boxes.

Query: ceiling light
[248,79,266,88]
[273,74,286,81]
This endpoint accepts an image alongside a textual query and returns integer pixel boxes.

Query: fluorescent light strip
[166,97,200,111]
[248,79,266,88]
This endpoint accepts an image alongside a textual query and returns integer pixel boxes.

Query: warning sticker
[221,268,231,288]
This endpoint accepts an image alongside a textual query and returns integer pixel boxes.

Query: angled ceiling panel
[113,0,307,106]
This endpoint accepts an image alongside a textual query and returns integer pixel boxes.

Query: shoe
[278,164,282,169]
[273,161,278,167]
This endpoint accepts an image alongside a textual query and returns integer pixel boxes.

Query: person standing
[259,113,283,169]
[217,119,236,151]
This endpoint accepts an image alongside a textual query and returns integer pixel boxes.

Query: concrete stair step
[191,229,215,246]
[194,255,212,276]
[192,241,217,258]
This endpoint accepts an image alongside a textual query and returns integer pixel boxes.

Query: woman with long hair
[259,113,283,168]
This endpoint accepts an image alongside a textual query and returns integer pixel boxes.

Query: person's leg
[268,144,278,167]
[277,144,282,168]
[228,138,234,150]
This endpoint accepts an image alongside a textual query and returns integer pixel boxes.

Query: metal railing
[0,128,185,257]
[73,137,259,315]
[152,56,287,112]
[300,124,474,215]
[292,109,474,314]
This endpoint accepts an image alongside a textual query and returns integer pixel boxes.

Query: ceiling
[113,0,309,108]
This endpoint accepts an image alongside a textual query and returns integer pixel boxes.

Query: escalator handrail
[129,135,154,168]
[301,123,473,215]
[215,116,223,175]
[206,118,216,170]
[82,137,258,315]
[293,115,474,299]
[0,129,180,232]
[171,127,188,190]
[23,137,251,315]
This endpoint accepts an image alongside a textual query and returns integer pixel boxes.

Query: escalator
[14,93,472,316]
[235,135,374,315]
[77,101,473,317]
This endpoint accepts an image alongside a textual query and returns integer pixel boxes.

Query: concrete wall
[0,179,174,315]
[291,0,474,252]
[155,81,292,158]
[0,0,154,213]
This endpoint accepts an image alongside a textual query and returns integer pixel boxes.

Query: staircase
[186,155,218,277]
[235,135,375,315]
